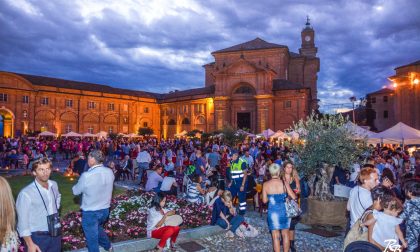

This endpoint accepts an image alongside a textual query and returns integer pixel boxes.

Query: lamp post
[349,96,357,124]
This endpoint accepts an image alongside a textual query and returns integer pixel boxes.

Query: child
[363,196,407,250]
[399,179,420,252]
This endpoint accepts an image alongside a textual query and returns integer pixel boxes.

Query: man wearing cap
[227,151,248,215]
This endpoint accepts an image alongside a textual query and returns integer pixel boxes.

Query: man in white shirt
[16,157,62,252]
[73,150,115,252]
[347,164,379,227]
[136,147,151,186]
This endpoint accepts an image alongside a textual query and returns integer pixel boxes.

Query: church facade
[0,21,319,138]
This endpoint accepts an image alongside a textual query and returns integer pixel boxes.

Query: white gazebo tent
[38,131,57,137]
[236,129,256,138]
[174,130,188,137]
[286,131,299,140]
[343,121,375,140]
[258,129,275,138]
[96,131,108,138]
[127,133,141,138]
[62,131,82,137]
[270,130,288,139]
[368,122,420,145]
[82,132,96,137]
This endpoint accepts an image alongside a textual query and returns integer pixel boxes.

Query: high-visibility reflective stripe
[239,202,246,206]
[239,207,246,210]
[231,170,243,174]
[232,175,240,179]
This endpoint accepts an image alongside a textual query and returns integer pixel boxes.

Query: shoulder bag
[282,179,302,218]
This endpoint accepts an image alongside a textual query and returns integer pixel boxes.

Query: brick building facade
[0,21,320,138]
[367,60,420,131]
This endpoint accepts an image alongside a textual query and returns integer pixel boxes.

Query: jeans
[138,162,149,184]
[82,209,111,252]
[27,232,61,252]
[216,215,245,233]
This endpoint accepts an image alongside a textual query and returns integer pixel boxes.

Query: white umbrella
[38,131,56,137]
[62,131,82,137]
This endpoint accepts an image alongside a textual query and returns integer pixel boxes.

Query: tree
[290,113,367,177]
[109,132,119,140]
[221,125,246,147]
[187,129,203,140]
[138,127,154,136]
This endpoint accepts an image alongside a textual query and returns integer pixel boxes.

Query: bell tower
[299,16,317,57]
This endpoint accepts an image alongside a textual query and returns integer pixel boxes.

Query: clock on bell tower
[299,16,317,57]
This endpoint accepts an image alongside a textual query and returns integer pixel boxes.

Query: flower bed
[61,191,212,251]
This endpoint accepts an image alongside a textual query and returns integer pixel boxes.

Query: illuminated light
[393,82,397,88]
[414,79,419,85]
[382,85,386,89]
[70,178,74,181]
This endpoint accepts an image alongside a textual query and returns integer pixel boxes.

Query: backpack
[235,222,259,238]
[185,165,196,175]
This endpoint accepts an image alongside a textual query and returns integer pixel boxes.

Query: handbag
[282,179,302,218]
[164,214,183,227]
[343,209,372,249]
[34,181,61,237]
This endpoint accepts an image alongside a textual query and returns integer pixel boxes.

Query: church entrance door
[237,112,251,130]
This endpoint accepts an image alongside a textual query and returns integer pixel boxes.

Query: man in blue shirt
[194,150,206,177]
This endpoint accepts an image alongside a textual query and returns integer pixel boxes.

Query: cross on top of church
[306,15,311,27]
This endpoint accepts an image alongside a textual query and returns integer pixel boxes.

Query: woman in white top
[0,176,20,252]
[147,192,180,252]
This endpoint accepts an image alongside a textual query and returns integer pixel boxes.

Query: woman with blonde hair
[281,161,301,252]
[0,176,19,251]
[211,190,245,237]
[262,163,296,252]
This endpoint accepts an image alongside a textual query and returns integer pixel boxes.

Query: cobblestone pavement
[144,210,344,252]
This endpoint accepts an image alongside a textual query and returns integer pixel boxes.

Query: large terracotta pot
[301,198,347,228]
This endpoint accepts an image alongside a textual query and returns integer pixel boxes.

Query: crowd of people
[0,134,419,252]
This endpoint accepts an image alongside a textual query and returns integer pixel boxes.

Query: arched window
[182,118,190,125]
[234,85,255,94]
[168,119,176,125]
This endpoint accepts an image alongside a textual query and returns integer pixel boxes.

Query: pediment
[216,59,276,75]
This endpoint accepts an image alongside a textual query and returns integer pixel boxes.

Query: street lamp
[349,96,357,124]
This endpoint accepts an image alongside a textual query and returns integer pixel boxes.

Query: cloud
[0,0,419,110]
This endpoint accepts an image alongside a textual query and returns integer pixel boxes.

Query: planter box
[301,198,347,228]
[69,225,224,252]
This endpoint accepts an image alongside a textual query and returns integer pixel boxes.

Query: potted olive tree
[290,113,367,228]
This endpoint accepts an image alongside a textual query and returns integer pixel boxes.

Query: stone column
[255,95,273,133]
[214,97,229,130]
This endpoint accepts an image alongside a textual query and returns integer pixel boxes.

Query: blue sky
[1,0,419,111]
